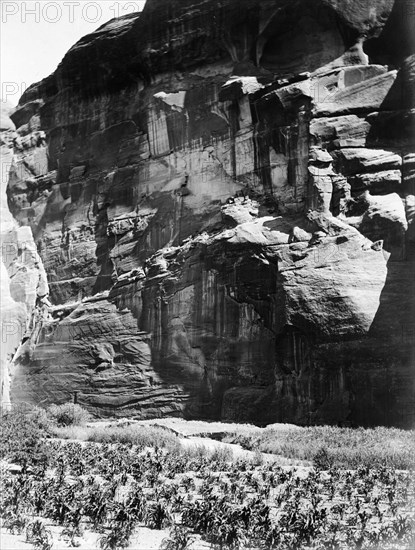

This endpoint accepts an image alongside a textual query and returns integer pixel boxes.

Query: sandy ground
[0,525,167,550]
[0,524,212,550]
[0,529,34,550]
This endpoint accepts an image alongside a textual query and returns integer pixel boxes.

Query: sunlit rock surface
[3,0,415,426]
[0,103,48,407]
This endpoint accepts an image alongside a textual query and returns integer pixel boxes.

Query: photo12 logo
[1,82,29,104]
[1,1,145,24]
[1,319,25,343]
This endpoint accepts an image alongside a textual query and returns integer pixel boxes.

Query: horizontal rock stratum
[2,0,414,426]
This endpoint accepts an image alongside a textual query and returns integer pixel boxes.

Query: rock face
[3,0,415,426]
[0,103,49,408]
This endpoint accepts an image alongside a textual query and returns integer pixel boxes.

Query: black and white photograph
[1,1,414,549]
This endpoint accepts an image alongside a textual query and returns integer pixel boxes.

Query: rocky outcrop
[0,103,48,408]
[4,0,415,426]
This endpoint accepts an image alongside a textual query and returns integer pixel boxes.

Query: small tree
[47,403,90,427]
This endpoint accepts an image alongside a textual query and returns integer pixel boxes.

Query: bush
[0,404,51,466]
[313,447,334,470]
[47,402,91,427]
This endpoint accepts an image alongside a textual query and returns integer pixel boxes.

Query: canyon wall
[0,103,48,408]
[3,0,415,425]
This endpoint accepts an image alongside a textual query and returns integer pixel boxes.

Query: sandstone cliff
[3,0,415,426]
[0,103,48,408]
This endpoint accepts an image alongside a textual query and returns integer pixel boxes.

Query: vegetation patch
[47,403,91,427]
[1,409,414,549]
[221,425,415,470]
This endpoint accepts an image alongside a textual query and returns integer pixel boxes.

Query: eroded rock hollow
[2,0,414,426]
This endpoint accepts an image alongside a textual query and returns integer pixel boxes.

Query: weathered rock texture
[0,103,48,408]
[3,0,415,426]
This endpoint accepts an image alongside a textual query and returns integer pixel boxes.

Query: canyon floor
[1,415,414,550]
[1,419,299,550]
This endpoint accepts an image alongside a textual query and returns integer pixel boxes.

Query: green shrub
[0,404,51,466]
[47,402,91,427]
[313,446,334,470]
